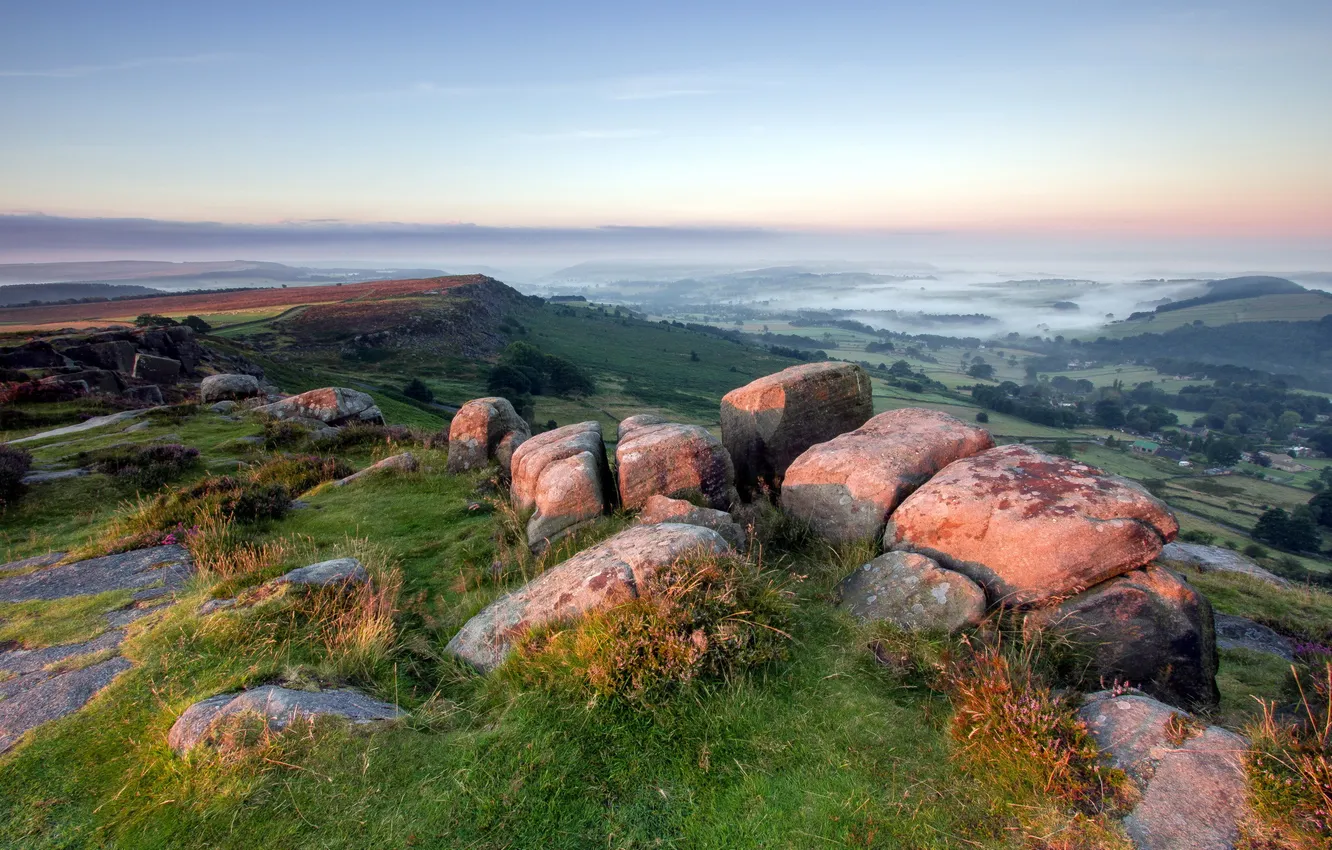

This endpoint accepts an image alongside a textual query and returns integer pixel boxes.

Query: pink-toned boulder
[886,444,1178,607]
[617,414,668,442]
[254,387,383,426]
[445,523,732,671]
[721,362,872,497]
[637,495,747,552]
[1025,564,1218,709]
[781,408,994,543]
[447,397,530,473]
[616,422,737,511]
[510,422,614,548]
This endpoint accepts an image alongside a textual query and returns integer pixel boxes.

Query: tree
[967,362,995,380]
[1051,438,1074,457]
[1272,410,1302,441]
[1093,399,1125,428]
[975,411,989,423]
[1310,490,1332,528]
[402,378,434,403]
[1205,439,1241,466]
[134,313,178,327]
[1253,507,1321,552]
[181,315,212,332]
[689,350,700,362]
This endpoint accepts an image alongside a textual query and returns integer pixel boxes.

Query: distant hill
[1155,276,1307,313]
[0,281,163,306]
[0,260,446,292]
[1096,276,1332,339]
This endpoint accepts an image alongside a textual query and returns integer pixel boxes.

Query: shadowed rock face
[168,686,405,755]
[1080,691,1247,850]
[445,523,732,672]
[887,444,1179,607]
[782,408,994,544]
[255,387,383,426]
[617,423,738,511]
[721,362,872,498]
[447,397,530,473]
[637,495,747,552]
[836,551,985,633]
[132,352,181,383]
[510,422,615,549]
[1026,565,1219,710]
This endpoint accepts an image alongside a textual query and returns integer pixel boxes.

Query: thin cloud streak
[0,52,237,79]
[513,129,661,142]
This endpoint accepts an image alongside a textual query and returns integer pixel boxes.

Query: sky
[1,1,1329,267]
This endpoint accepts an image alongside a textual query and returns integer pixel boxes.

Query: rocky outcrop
[168,686,404,754]
[446,523,731,672]
[1159,542,1287,587]
[721,362,873,497]
[446,397,530,473]
[782,408,994,543]
[617,414,667,442]
[887,445,1179,607]
[132,352,182,383]
[637,495,747,551]
[836,551,986,633]
[123,385,164,405]
[331,453,418,487]
[0,340,71,370]
[200,373,261,403]
[616,422,737,511]
[254,387,384,426]
[1025,565,1218,709]
[65,341,136,373]
[510,422,613,548]
[1080,691,1248,850]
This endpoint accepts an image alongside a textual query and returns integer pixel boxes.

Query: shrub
[307,422,411,453]
[975,411,989,423]
[262,418,312,450]
[0,444,33,508]
[1178,529,1216,545]
[78,443,201,489]
[247,454,354,495]
[509,551,795,706]
[124,475,291,534]
[402,377,434,403]
[181,315,211,332]
[134,313,178,327]
[1244,542,1269,559]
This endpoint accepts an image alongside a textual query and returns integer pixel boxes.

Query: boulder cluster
[447,360,1215,714]
[0,325,261,405]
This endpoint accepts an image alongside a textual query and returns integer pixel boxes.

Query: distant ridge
[1155,276,1311,314]
[0,281,163,307]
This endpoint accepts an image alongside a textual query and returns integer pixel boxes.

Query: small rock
[0,545,193,603]
[168,686,405,754]
[1159,542,1288,587]
[254,387,381,426]
[1215,613,1294,661]
[272,558,368,588]
[617,422,738,511]
[20,468,90,485]
[209,400,238,414]
[331,452,418,487]
[200,373,261,403]
[197,598,237,616]
[836,551,986,633]
[510,422,613,549]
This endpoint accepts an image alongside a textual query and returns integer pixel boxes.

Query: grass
[1187,570,1332,643]
[0,589,133,648]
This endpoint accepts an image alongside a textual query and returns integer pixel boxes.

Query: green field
[1093,292,1332,339]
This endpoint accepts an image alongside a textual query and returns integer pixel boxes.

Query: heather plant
[246,454,353,496]
[77,442,201,489]
[261,418,313,450]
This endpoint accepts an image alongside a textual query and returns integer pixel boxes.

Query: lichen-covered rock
[721,362,873,496]
[617,414,668,442]
[254,387,380,426]
[616,422,737,511]
[131,352,182,383]
[1159,541,1287,586]
[1025,565,1218,709]
[1079,691,1247,850]
[782,408,994,543]
[272,558,368,588]
[510,422,614,547]
[200,373,261,402]
[446,397,531,473]
[637,495,747,552]
[445,523,731,671]
[887,445,1179,607]
[836,551,986,633]
[168,686,404,754]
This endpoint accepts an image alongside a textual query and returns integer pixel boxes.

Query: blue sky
[1,1,1329,244]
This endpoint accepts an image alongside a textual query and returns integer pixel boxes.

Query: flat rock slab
[331,452,418,487]
[887,444,1179,607]
[447,523,732,672]
[21,468,90,485]
[273,557,368,588]
[1159,542,1288,587]
[0,545,193,603]
[1215,613,1294,661]
[6,408,159,445]
[1080,691,1248,850]
[0,657,133,753]
[169,686,405,754]
[0,552,66,576]
[0,629,126,679]
[836,551,986,634]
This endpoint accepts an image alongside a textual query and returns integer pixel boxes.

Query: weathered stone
[1215,613,1294,661]
[446,397,531,472]
[21,468,89,485]
[446,523,731,671]
[511,422,613,547]
[836,551,986,633]
[637,495,747,552]
[254,387,379,426]
[48,368,121,395]
[721,362,873,496]
[0,545,193,603]
[168,686,405,755]
[64,340,136,373]
[0,340,71,370]
[0,657,133,753]
[210,400,238,414]
[123,384,165,405]
[332,452,418,487]
[200,373,261,402]
[198,598,236,616]
[887,445,1179,607]
[494,430,527,474]
[617,422,737,511]
[1080,691,1248,850]
[617,414,668,442]
[132,352,182,383]
[1025,565,1218,709]
[356,405,385,424]
[782,408,994,544]
[272,558,368,588]
[1159,542,1288,587]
